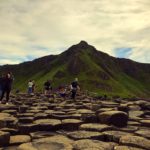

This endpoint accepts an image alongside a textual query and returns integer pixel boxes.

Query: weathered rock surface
[114,145,145,150]
[79,123,113,132]
[10,135,31,145]
[61,119,82,130]
[0,131,10,146]
[18,135,73,150]
[34,119,61,131]
[98,111,128,127]
[66,130,104,140]
[120,135,150,150]
[102,131,133,142]
[73,139,116,150]
[140,120,150,127]
[135,129,150,139]
[0,93,149,149]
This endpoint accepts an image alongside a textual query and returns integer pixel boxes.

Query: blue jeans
[28,87,32,94]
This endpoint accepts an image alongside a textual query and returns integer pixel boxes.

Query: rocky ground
[0,93,150,150]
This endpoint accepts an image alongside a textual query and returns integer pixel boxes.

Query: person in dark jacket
[0,72,13,104]
[44,80,52,96]
[0,74,5,99]
[70,78,80,100]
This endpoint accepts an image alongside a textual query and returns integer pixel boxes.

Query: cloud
[0,0,150,65]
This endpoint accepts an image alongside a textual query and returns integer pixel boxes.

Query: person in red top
[0,72,14,104]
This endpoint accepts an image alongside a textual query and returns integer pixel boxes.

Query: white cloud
[0,0,150,65]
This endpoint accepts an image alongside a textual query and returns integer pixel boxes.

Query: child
[59,86,67,99]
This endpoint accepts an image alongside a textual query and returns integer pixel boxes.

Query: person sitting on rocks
[58,85,67,100]
[44,80,52,96]
[0,72,14,104]
[28,80,33,95]
[70,78,80,100]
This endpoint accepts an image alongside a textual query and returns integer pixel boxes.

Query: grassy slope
[2,43,150,98]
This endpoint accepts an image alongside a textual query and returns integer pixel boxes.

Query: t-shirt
[71,81,78,88]
[44,81,51,90]
[71,81,79,91]
[28,82,33,88]
[2,77,13,90]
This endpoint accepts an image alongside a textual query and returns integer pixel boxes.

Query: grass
[9,45,150,98]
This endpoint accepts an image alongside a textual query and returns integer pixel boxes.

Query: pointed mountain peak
[67,41,96,54]
[78,40,89,46]
[76,40,90,49]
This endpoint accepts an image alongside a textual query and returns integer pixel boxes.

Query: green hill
[0,41,150,97]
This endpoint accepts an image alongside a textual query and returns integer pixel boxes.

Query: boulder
[0,131,10,146]
[102,131,133,142]
[98,111,128,127]
[18,123,38,134]
[118,104,129,113]
[18,135,73,150]
[17,113,34,118]
[0,115,18,129]
[129,111,144,118]
[135,129,150,139]
[2,110,17,116]
[76,109,94,114]
[81,113,98,123]
[73,139,116,150]
[34,113,49,120]
[114,145,145,150]
[115,126,138,133]
[34,119,61,131]
[18,117,34,124]
[140,120,150,127]
[79,123,113,132]
[30,131,56,139]
[61,119,82,131]
[19,105,28,113]
[67,131,104,140]
[0,128,18,135]
[120,135,150,150]
[10,135,31,145]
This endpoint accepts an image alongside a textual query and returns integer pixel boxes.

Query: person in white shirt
[28,80,33,94]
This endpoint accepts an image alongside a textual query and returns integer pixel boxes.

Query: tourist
[28,80,33,94]
[0,74,4,100]
[32,80,35,93]
[70,78,80,100]
[58,85,67,100]
[44,80,52,96]
[0,72,14,104]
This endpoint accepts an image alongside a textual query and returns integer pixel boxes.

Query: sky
[0,0,150,65]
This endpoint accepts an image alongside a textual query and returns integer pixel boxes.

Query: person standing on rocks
[32,80,35,94]
[44,80,52,96]
[0,72,14,104]
[0,74,5,100]
[28,80,33,95]
[70,78,80,100]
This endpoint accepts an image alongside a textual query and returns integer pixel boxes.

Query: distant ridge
[0,41,150,97]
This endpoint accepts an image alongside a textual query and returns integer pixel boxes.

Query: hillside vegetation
[0,41,150,97]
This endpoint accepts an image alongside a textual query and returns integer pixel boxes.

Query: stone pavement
[0,93,150,150]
